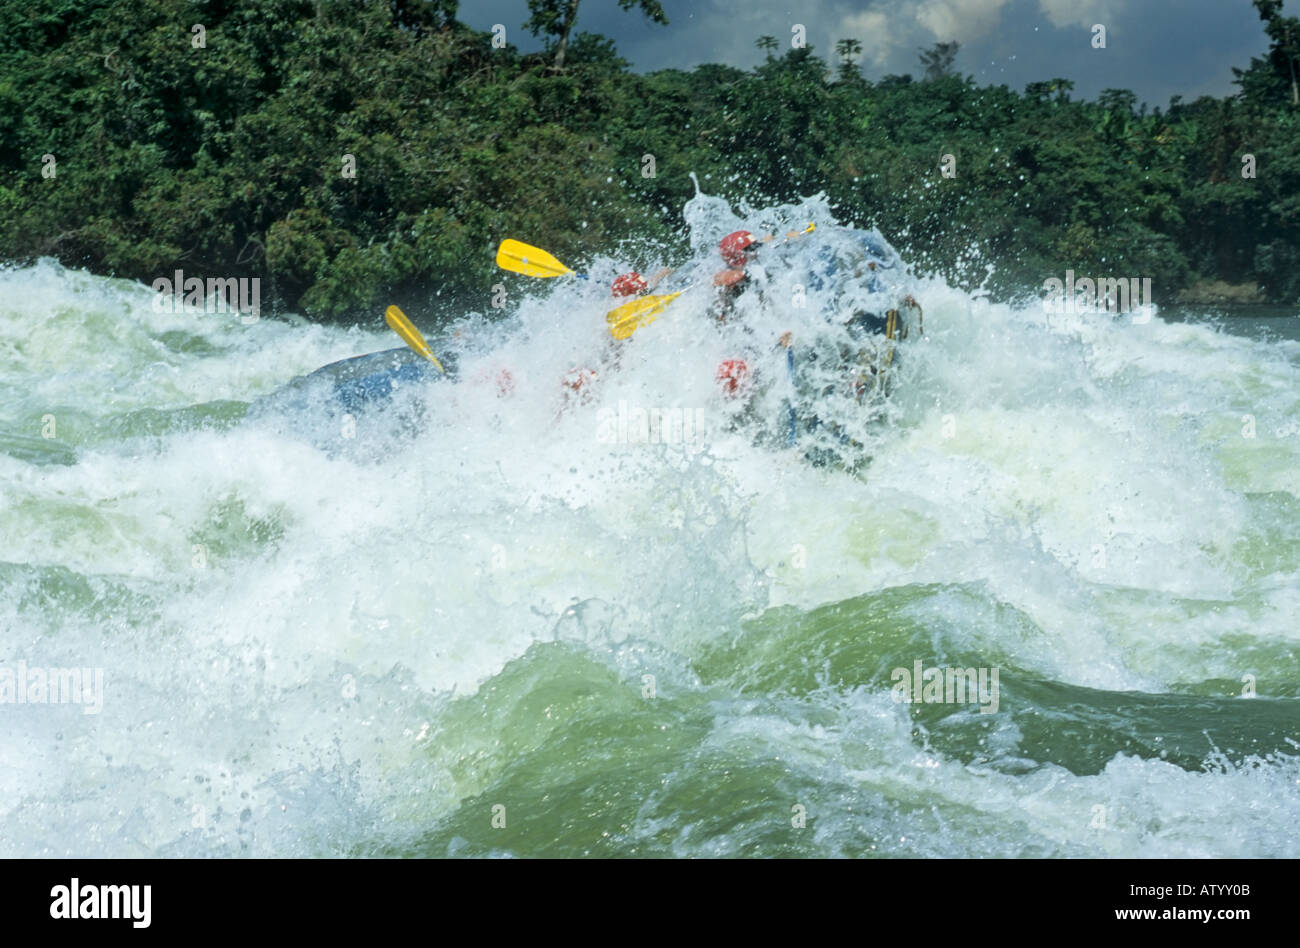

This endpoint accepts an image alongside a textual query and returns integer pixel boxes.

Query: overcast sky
[457,0,1275,107]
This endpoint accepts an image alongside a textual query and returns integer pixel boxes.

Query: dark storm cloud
[456,0,1273,106]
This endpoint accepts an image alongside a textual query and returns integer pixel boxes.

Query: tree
[835,38,862,82]
[390,0,458,37]
[1253,0,1300,104]
[1025,78,1075,103]
[526,0,667,70]
[917,41,959,80]
[564,31,629,69]
[3,0,1296,315]
[1097,88,1138,114]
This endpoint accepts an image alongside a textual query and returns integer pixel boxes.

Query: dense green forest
[1,0,1297,321]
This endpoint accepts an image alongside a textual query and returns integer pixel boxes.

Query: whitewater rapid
[2,194,1298,857]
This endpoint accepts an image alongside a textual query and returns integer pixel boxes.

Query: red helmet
[562,367,598,392]
[716,359,750,397]
[719,231,757,267]
[611,271,648,297]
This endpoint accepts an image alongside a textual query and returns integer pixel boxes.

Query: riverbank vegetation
[1,0,1296,320]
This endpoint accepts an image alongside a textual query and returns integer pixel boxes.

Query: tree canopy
[0,0,1296,322]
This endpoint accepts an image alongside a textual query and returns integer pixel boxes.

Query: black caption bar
[0,858,1282,935]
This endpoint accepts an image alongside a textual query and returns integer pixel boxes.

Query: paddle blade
[605,291,684,340]
[496,239,573,278]
[384,305,446,374]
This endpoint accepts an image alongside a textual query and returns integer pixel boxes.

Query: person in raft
[561,267,672,403]
[709,229,809,402]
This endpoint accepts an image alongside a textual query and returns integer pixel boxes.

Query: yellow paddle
[495,239,582,279]
[605,291,684,340]
[384,305,446,374]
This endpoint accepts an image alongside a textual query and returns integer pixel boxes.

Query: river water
[2,194,1297,857]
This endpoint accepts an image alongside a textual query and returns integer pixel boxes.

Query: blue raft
[301,345,458,413]
[250,344,460,431]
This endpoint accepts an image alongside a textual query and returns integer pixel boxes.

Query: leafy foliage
[1,0,1297,323]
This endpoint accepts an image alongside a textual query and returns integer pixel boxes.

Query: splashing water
[1,192,1298,858]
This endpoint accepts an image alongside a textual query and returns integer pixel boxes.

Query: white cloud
[1037,0,1127,29]
[841,10,896,66]
[914,0,1016,42]
[833,0,1020,71]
